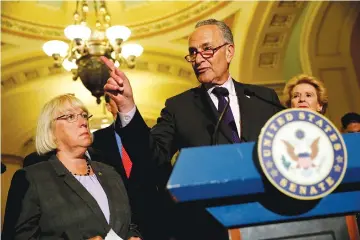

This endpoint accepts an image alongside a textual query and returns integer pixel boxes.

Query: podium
[167,133,360,240]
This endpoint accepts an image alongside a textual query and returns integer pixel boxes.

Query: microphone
[212,87,230,145]
[244,88,286,110]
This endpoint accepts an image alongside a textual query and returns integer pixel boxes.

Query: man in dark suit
[91,95,166,240]
[103,18,281,240]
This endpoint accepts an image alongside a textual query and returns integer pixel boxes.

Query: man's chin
[196,74,214,84]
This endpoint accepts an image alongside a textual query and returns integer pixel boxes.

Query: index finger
[100,56,114,71]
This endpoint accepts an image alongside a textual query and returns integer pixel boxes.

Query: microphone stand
[212,95,230,145]
[244,89,286,110]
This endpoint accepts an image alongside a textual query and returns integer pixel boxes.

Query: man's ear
[226,44,235,63]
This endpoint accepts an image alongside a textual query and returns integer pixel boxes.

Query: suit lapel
[93,126,127,183]
[193,85,218,124]
[90,160,116,227]
[234,80,253,142]
[90,159,128,232]
[193,85,234,144]
[49,155,109,231]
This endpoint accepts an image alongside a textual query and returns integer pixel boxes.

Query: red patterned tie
[121,146,132,178]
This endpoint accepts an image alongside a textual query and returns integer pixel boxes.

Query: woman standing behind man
[2,94,142,240]
[283,74,328,114]
[283,74,360,234]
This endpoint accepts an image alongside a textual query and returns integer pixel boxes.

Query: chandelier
[42,0,143,104]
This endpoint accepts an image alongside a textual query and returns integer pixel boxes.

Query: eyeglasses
[55,112,93,123]
[184,43,229,62]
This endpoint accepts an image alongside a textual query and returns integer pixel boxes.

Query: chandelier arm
[93,0,100,27]
[73,1,79,24]
[69,40,76,60]
[101,0,108,13]
[102,0,111,26]
[81,0,88,24]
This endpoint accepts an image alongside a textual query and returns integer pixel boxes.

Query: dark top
[2,153,141,240]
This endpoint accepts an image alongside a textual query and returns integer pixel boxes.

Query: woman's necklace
[71,159,91,176]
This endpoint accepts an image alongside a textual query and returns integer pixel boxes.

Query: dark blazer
[92,125,165,240]
[2,153,140,240]
[92,124,157,188]
[22,128,164,239]
[92,126,129,184]
[116,80,281,240]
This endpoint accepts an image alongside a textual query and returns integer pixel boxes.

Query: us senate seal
[258,109,347,200]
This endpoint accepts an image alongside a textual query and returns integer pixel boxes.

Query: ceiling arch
[238,1,307,86]
[299,1,360,127]
[1,2,231,41]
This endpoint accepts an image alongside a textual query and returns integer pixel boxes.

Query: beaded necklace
[71,159,91,176]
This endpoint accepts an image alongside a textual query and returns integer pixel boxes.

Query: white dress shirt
[118,77,241,138]
[206,77,241,138]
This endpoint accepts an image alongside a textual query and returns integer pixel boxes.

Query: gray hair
[35,94,91,155]
[195,19,234,44]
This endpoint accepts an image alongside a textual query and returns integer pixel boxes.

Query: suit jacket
[22,129,164,239]
[92,125,157,188]
[116,80,281,240]
[2,153,140,240]
[91,126,165,240]
[92,126,129,184]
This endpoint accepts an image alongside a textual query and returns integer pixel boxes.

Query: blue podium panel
[342,133,360,183]
[167,142,263,202]
[207,190,360,227]
[167,133,360,202]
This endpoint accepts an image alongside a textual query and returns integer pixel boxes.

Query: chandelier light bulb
[110,51,117,59]
[62,58,78,72]
[64,25,91,40]
[82,3,89,12]
[121,43,144,58]
[106,25,131,43]
[42,40,69,57]
[73,12,80,21]
[105,15,111,22]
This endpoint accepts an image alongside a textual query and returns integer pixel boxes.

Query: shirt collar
[207,75,236,96]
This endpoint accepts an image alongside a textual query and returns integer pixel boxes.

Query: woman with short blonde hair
[36,94,90,155]
[3,94,142,240]
[283,74,328,114]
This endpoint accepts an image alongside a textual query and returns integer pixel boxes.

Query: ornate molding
[299,1,324,75]
[1,15,64,40]
[258,2,306,69]
[1,55,196,92]
[130,1,228,38]
[270,14,296,28]
[1,41,18,50]
[259,52,279,68]
[1,1,229,41]
[263,32,286,48]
